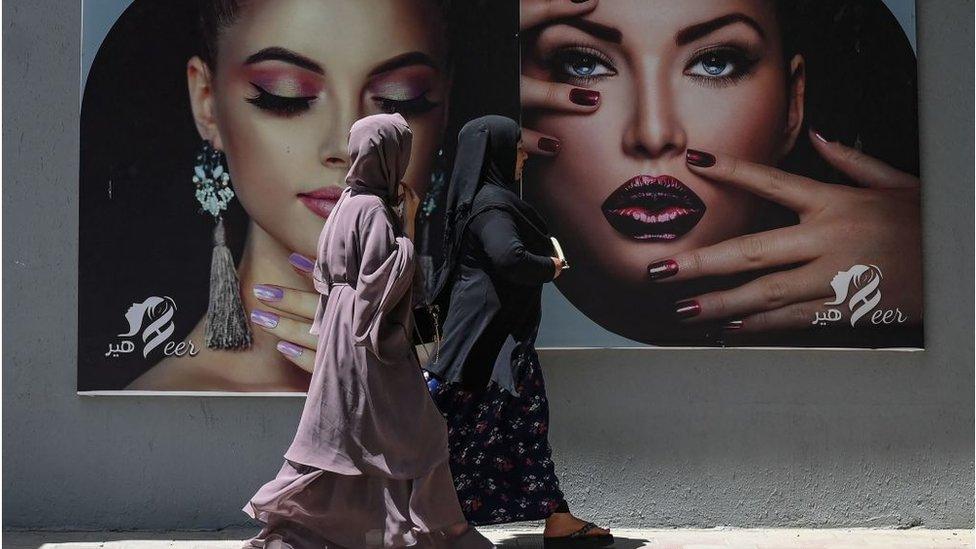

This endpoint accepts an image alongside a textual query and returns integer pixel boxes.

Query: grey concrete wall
[3,0,973,531]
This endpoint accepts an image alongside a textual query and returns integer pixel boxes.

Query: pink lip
[601,175,706,241]
[298,186,344,219]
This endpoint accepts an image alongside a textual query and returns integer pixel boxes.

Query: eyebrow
[368,51,440,76]
[675,13,766,46]
[244,48,439,77]
[244,47,323,74]
[558,18,622,44]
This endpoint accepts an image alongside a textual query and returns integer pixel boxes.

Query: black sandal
[542,522,614,548]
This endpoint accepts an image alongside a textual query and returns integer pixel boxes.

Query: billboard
[79,0,921,393]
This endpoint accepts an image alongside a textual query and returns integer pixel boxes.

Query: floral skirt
[429,348,565,525]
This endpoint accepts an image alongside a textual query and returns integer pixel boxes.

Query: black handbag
[412,303,440,345]
[412,253,445,366]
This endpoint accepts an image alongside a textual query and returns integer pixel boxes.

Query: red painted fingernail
[674,300,701,319]
[722,320,744,331]
[812,129,831,144]
[569,88,600,106]
[647,259,678,280]
[538,137,561,153]
[686,149,715,168]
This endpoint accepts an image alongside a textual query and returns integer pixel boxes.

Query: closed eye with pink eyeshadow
[367,64,441,116]
[245,67,321,116]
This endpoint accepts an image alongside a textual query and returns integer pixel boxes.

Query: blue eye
[701,54,732,76]
[562,54,608,78]
[550,48,617,82]
[687,52,735,78]
[685,47,757,83]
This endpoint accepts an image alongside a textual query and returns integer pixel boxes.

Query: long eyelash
[544,43,617,85]
[685,45,760,88]
[687,70,751,88]
[375,96,439,115]
[245,83,316,116]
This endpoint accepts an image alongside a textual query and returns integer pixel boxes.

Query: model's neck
[237,221,314,312]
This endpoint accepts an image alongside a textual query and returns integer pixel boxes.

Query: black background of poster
[78,0,519,390]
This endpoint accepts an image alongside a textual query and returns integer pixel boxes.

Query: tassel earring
[193,140,252,350]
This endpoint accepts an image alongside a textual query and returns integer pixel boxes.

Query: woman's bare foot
[543,512,611,538]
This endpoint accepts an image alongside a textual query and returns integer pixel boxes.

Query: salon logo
[105,296,198,358]
[813,265,907,327]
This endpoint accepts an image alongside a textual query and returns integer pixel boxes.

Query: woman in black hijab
[423,116,612,547]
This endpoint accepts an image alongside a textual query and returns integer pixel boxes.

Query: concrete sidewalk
[3,528,972,548]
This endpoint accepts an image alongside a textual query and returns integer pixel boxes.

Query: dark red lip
[298,186,344,220]
[601,175,706,241]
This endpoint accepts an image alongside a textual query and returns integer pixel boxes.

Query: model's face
[191,0,448,257]
[522,0,803,339]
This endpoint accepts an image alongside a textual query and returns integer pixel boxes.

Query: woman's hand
[520,0,601,156]
[648,129,922,334]
[551,256,565,279]
[250,253,321,372]
[401,182,421,240]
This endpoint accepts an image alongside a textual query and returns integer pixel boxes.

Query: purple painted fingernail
[289,253,314,273]
[253,284,284,302]
[251,309,279,329]
[276,341,304,358]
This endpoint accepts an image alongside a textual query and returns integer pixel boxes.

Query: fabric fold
[309,256,331,336]
[352,208,417,363]
[279,114,449,480]
[244,113,476,548]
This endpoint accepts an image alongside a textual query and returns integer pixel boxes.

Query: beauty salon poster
[527,0,923,350]
[79,0,519,391]
[79,0,921,394]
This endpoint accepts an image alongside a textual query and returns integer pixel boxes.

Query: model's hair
[739,0,918,235]
[196,0,457,69]
[775,0,919,178]
[196,0,243,69]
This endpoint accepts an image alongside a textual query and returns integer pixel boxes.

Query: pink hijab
[344,113,413,202]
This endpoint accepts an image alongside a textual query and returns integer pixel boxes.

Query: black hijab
[428,115,550,306]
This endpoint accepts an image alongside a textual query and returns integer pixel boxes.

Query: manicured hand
[551,256,565,279]
[250,253,321,372]
[648,129,921,334]
[520,0,601,156]
[401,182,421,240]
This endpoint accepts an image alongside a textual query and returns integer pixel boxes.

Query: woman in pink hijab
[243,114,493,549]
